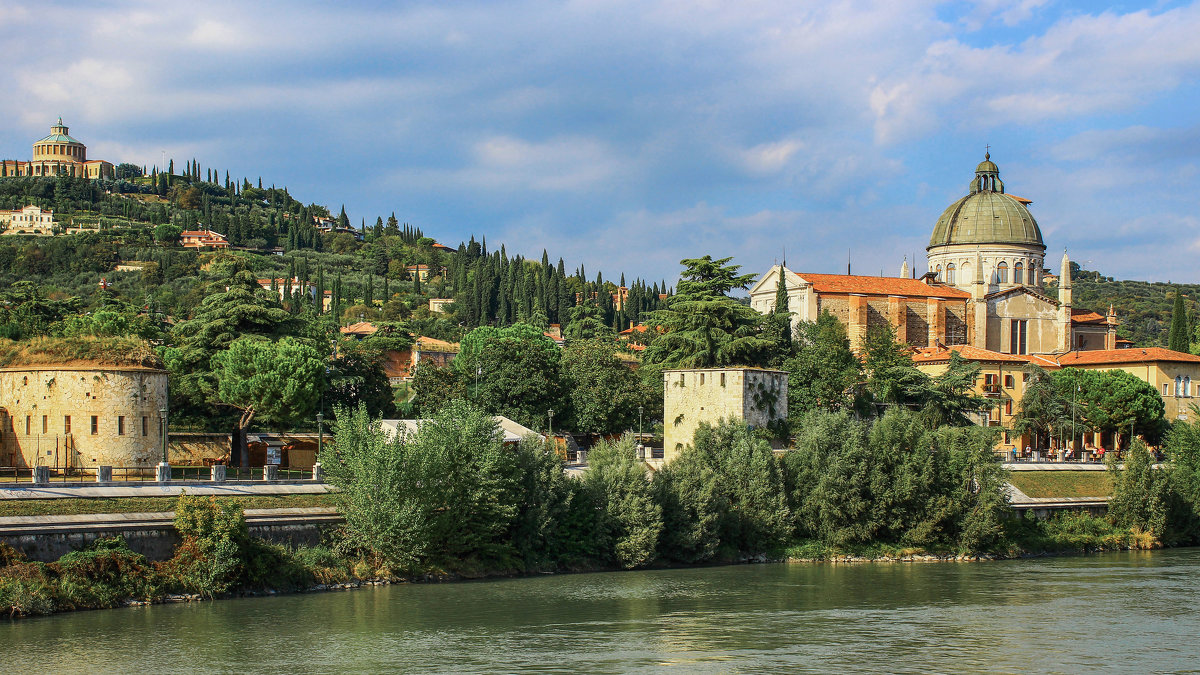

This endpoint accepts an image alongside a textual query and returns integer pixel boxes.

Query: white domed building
[0,119,114,179]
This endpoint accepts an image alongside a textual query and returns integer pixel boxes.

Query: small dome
[928,154,1045,249]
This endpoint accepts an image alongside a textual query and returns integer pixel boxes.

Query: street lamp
[317,412,324,458]
[159,407,168,465]
[638,405,644,439]
[547,409,554,437]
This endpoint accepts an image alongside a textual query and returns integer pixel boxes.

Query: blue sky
[4,0,1200,286]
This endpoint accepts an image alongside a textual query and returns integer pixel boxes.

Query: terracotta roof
[1008,194,1032,205]
[1025,354,1061,370]
[415,336,459,352]
[1070,308,1106,324]
[1057,347,1200,366]
[340,321,377,335]
[620,324,650,335]
[911,344,1030,364]
[795,273,970,299]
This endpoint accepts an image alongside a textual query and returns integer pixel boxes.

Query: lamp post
[1071,383,1079,461]
[638,405,644,440]
[547,409,554,437]
[317,412,324,458]
[159,407,168,464]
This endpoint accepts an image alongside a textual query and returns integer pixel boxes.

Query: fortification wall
[0,366,168,468]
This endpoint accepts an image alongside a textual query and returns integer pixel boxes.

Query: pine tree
[1170,289,1190,352]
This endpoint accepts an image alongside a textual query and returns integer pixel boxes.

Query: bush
[655,419,790,562]
[168,495,251,596]
[54,537,157,609]
[582,435,662,569]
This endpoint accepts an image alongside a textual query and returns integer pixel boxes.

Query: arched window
[1186,376,1192,398]
[1014,262,1024,284]
[997,261,1009,283]
[1176,375,1183,397]
[946,263,956,285]
[935,265,942,280]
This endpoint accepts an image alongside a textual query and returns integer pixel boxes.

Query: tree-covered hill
[1058,262,1200,350]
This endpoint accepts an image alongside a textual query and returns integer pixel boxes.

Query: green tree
[212,337,325,465]
[656,419,790,562]
[410,361,467,416]
[561,337,653,434]
[1170,289,1189,352]
[581,435,662,568]
[454,323,566,428]
[1011,364,1065,451]
[642,256,770,368]
[321,400,524,573]
[781,311,862,417]
[1107,439,1171,541]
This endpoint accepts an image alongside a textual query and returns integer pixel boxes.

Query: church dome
[928,154,1044,249]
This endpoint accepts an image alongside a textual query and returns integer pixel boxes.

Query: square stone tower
[662,367,788,464]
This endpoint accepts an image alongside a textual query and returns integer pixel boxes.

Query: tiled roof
[415,336,459,352]
[911,344,1030,364]
[340,321,377,335]
[795,273,970,299]
[1057,347,1200,366]
[1070,308,1106,324]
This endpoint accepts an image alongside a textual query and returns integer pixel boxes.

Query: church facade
[750,155,1117,356]
[0,119,114,180]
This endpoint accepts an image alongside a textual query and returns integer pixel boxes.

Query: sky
[4,0,1200,286]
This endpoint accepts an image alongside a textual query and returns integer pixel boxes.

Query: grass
[0,493,340,518]
[1008,471,1113,498]
[0,336,162,368]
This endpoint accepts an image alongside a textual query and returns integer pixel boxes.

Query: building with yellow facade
[0,119,114,180]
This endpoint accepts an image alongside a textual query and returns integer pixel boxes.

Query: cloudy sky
[4,0,1200,285]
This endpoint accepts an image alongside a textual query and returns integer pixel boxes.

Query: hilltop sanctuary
[750,154,1115,356]
[0,119,114,179]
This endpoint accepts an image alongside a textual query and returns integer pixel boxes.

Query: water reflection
[4,549,1199,674]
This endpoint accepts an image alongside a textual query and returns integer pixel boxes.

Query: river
[5,549,1199,673]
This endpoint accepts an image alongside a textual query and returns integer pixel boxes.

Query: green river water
[4,549,1199,673]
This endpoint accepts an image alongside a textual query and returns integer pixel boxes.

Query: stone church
[750,154,1117,356]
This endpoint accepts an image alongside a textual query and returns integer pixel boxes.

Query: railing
[0,465,319,486]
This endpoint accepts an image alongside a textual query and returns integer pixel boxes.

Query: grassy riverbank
[1009,472,1113,499]
[0,494,339,518]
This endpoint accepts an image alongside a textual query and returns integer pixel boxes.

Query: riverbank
[0,501,1169,620]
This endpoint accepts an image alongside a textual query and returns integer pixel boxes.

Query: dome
[928,154,1044,249]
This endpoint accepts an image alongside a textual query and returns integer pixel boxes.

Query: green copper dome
[928,154,1044,249]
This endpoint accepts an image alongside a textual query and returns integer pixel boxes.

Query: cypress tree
[1170,289,1190,352]
[774,267,792,345]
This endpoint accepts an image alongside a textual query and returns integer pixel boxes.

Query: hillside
[1054,263,1200,349]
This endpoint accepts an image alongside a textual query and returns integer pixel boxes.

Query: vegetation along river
[5,549,1200,674]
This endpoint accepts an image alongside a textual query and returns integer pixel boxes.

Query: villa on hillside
[0,205,56,236]
[179,229,229,249]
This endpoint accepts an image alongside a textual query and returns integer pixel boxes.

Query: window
[1014,262,1024,284]
[142,417,148,437]
[1005,400,1013,415]
[1176,376,1183,397]
[1186,377,1192,398]
[25,416,30,435]
[679,374,685,386]
[997,261,1008,283]
[90,416,98,435]
[946,263,956,285]
[935,265,942,280]
[64,416,71,434]
[42,415,47,434]
[720,373,726,387]
[1023,372,1030,382]
[700,373,705,386]
[118,416,125,436]
[1004,375,1014,388]
[1164,383,1170,396]
[1009,320,1028,355]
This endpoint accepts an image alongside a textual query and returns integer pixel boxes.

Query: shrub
[582,435,662,569]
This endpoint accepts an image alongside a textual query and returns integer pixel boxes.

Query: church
[749,154,1117,356]
[0,119,114,180]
